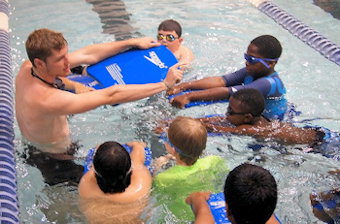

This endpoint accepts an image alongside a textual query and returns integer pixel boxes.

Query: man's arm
[167,76,226,95]
[69,37,161,68]
[170,86,230,109]
[186,191,215,224]
[43,62,184,115]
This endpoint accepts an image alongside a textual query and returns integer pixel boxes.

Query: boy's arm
[203,123,261,136]
[197,115,227,124]
[58,77,94,94]
[178,46,195,70]
[170,86,230,109]
[186,191,215,224]
[126,141,147,166]
[166,76,226,96]
[152,154,174,177]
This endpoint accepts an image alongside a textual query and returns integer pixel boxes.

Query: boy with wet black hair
[79,141,152,223]
[168,35,286,120]
[157,19,194,64]
[202,88,340,159]
[186,163,280,224]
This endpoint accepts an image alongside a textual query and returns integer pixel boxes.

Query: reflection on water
[86,0,141,40]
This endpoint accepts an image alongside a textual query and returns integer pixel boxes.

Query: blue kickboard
[83,144,153,175]
[168,90,229,108]
[87,45,178,87]
[208,193,231,224]
[207,193,282,224]
[67,45,178,89]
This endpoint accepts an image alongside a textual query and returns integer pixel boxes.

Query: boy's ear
[243,113,253,123]
[267,60,277,68]
[225,203,236,223]
[169,146,176,155]
[178,37,184,44]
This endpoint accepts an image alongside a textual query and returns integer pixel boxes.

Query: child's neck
[174,154,192,166]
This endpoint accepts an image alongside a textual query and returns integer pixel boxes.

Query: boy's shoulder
[177,45,194,63]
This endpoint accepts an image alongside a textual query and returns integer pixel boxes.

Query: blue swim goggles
[244,53,279,69]
[164,138,193,158]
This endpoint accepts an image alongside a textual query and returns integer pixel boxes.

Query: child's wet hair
[168,116,207,165]
[251,35,282,59]
[158,19,182,37]
[93,141,132,193]
[231,89,265,117]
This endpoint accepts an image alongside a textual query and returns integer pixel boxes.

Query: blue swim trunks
[310,127,340,160]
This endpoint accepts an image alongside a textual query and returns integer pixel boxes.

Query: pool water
[9,0,340,223]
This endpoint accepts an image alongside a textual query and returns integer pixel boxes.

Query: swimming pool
[9,0,340,223]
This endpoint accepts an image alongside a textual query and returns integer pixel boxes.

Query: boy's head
[227,89,265,126]
[26,28,67,67]
[224,163,278,224]
[93,141,132,194]
[157,19,183,53]
[245,35,282,78]
[251,35,282,59]
[167,116,207,165]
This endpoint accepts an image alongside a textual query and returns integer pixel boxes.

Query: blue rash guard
[221,67,287,120]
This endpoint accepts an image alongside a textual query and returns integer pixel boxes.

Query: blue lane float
[248,0,340,66]
[0,0,20,223]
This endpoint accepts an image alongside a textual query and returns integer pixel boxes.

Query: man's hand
[131,37,161,49]
[163,62,185,89]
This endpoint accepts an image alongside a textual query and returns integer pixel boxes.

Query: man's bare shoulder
[16,60,32,82]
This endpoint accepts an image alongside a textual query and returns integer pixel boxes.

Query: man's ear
[243,113,253,124]
[34,58,45,69]
[226,203,236,224]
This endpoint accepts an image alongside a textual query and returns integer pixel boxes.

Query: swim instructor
[15,28,184,156]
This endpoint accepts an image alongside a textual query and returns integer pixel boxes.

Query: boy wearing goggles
[201,89,340,160]
[168,35,286,120]
[157,19,194,65]
[153,116,229,222]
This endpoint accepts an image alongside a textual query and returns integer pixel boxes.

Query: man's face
[157,30,182,53]
[45,44,71,77]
